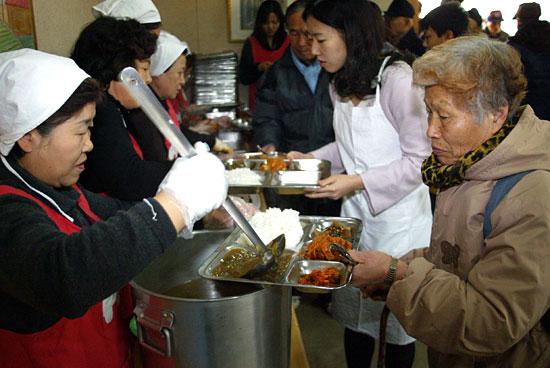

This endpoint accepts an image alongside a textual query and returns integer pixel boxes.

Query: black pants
[344,328,415,368]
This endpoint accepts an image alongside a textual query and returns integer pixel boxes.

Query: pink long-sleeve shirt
[312,62,431,215]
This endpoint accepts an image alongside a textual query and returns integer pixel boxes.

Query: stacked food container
[192,51,238,106]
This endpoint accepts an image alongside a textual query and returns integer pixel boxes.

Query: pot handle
[134,303,174,357]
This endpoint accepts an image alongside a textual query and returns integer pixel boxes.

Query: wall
[32,0,402,57]
[33,0,96,56]
[32,0,242,56]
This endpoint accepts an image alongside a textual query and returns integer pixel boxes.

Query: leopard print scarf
[421,117,518,193]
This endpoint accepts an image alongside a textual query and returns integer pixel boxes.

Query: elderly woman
[0,49,227,367]
[125,31,229,162]
[351,36,550,367]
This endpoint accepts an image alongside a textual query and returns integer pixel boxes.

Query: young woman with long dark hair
[238,0,289,110]
[288,0,432,366]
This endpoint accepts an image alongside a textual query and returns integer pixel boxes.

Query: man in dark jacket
[254,0,339,216]
[509,19,550,121]
[385,0,425,57]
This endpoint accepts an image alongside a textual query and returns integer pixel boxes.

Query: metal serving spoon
[119,67,284,277]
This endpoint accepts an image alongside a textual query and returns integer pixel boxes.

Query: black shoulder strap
[483,171,532,239]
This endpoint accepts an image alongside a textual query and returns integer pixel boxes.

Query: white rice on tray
[239,208,303,251]
[225,167,262,185]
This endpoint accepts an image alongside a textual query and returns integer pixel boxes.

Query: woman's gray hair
[412,36,527,124]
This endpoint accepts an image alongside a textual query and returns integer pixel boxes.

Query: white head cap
[150,31,190,77]
[0,49,89,156]
[92,0,161,24]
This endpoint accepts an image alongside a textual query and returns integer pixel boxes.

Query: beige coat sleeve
[386,175,550,356]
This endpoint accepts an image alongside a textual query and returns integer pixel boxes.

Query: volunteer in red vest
[125,31,231,162]
[0,48,227,368]
[92,0,162,35]
[238,0,289,111]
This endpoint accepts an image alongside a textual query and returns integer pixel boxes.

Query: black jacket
[509,21,550,121]
[397,28,425,57]
[123,96,215,162]
[79,93,173,200]
[253,49,334,153]
[0,156,176,333]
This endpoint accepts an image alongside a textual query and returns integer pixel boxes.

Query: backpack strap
[483,171,532,239]
[482,170,550,332]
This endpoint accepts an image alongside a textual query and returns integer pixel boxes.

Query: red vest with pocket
[0,184,133,368]
[248,35,289,111]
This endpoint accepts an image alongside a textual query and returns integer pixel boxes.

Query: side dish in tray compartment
[302,221,353,261]
[298,267,341,287]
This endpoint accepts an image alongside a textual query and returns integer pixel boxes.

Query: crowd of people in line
[0,0,549,367]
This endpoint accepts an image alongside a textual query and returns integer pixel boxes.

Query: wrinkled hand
[203,196,257,229]
[287,150,314,160]
[305,174,363,200]
[350,250,392,288]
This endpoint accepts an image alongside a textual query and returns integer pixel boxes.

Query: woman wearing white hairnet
[125,31,231,162]
[92,0,162,35]
[0,49,227,368]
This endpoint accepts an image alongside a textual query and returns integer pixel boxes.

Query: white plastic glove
[158,142,228,234]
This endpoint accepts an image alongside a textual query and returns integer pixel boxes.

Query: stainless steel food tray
[224,158,331,190]
[198,216,362,291]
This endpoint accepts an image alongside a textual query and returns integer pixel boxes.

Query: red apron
[0,184,133,368]
[164,98,183,160]
[128,132,144,160]
[248,35,289,111]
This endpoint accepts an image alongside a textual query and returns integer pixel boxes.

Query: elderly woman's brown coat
[387,106,550,367]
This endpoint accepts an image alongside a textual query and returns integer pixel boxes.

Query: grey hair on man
[285,0,308,25]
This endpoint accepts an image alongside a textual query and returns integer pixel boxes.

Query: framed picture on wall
[227,0,290,42]
[1,0,36,49]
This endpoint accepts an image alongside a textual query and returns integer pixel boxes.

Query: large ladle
[119,67,284,277]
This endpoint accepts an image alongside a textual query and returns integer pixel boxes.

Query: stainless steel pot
[131,230,292,368]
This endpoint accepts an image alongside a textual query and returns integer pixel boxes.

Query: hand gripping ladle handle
[118,67,267,253]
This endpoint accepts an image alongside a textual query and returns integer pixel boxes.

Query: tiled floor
[295,293,428,368]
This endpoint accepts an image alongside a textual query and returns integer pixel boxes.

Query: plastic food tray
[198,216,362,291]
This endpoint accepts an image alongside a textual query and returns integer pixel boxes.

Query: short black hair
[285,0,308,25]
[468,8,482,27]
[11,78,102,157]
[71,17,157,87]
[303,0,390,99]
[421,3,468,37]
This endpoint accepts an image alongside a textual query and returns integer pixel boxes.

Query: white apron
[330,57,432,345]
